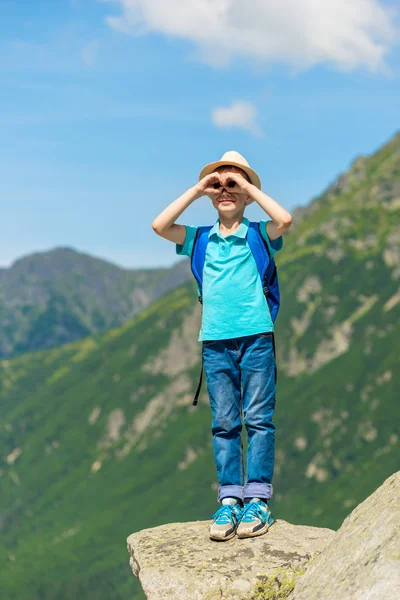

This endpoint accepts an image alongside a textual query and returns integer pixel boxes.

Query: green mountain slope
[1,131,399,599]
[0,247,191,359]
[0,284,207,600]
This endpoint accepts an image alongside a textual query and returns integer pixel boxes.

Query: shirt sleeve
[259,220,284,257]
[175,225,200,258]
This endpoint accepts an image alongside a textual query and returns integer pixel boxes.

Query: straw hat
[199,150,261,190]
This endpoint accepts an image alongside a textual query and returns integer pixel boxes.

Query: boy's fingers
[221,173,243,186]
[207,173,221,184]
[201,173,221,191]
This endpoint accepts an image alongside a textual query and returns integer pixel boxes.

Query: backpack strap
[192,353,204,406]
[191,226,212,406]
[247,221,273,288]
[191,225,213,304]
[248,222,279,384]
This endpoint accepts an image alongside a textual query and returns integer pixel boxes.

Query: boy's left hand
[220,172,249,191]
[221,172,255,205]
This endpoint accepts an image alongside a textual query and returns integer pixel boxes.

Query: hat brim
[199,160,261,190]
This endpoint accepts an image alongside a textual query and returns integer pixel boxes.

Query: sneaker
[237,498,274,538]
[209,498,242,541]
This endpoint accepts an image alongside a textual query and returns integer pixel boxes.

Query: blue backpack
[191,221,280,405]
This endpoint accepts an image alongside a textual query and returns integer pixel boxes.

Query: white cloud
[81,40,100,66]
[212,101,262,136]
[101,0,398,73]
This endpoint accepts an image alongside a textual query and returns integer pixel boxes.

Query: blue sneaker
[237,498,274,538]
[209,498,242,541]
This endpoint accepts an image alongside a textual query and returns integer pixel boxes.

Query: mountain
[1,282,204,600]
[0,131,399,599]
[0,247,191,359]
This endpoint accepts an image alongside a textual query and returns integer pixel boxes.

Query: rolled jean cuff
[244,483,273,500]
[218,485,244,503]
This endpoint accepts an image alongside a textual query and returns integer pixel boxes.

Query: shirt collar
[208,216,249,239]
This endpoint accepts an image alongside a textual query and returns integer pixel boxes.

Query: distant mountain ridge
[0,246,191,358]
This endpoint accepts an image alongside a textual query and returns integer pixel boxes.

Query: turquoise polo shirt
[176,216,283,341]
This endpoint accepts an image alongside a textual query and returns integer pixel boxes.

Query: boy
[152,151,292,541]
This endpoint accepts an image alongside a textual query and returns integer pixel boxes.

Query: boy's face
[209,166,254,216]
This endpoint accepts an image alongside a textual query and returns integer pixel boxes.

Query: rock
[126,471,400,599]
[290,471,400,600]
[126,519,334,600]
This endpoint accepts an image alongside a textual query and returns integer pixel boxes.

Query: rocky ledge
[126,518,334,599]
[126,471,400,600]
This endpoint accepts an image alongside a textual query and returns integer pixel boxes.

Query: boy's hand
[195,172,223,200]
[195,170,255,205]
[220,171,251,194]
[221,171,255,205]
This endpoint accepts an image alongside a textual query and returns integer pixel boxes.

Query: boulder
[290,471,400,600]
[126,518,334,600]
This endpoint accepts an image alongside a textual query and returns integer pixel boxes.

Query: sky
[1,0,399,270]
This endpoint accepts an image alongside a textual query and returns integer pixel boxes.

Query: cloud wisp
[212,101,262,136]
[102,0,398,73]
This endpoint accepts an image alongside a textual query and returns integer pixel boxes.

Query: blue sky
[1,0,399,269]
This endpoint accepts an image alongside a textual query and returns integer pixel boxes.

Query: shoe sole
[237,518,274,539]
[209,528,237,541]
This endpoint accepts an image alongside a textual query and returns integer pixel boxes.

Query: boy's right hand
[195,172,222,200]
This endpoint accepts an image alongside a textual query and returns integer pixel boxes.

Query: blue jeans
[202,332,276,503]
